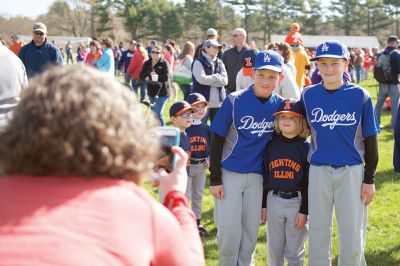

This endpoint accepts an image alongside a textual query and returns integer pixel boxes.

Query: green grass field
[140,75,400,266]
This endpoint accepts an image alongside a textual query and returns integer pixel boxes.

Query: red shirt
[0,175,204,266]
[127,51,146,80]
[85,51,103,67]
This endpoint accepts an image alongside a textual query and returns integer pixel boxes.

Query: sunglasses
[179,112,193,119]
[34,31,44,36]
[151,51,161,54]
[232,34,242,37]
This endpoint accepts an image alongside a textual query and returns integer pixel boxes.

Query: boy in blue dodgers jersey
[261,99,309,266]
[209,50,285,266]
[301,40,380,266]
[185,93,212,237]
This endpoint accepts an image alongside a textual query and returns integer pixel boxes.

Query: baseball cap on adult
[274,99,305,117]
[253,50,284,73]
[206,28,218,36]
[32,22,47,34]
[311,40,349,61]
[186,93,208,106]
[241,48,259,76]
[202,39,222,49]
[169,101,193,117]
[387,35,398,43]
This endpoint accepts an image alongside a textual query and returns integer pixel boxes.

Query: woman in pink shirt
[0,65,204,266]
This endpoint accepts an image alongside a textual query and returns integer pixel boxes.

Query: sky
[0,0,56,18]
[0,0,332,19]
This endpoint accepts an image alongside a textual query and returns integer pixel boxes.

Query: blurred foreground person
[0,65,204,266]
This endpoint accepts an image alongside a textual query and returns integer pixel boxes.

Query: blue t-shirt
[301,82,380,167]
[186,121,211,159]
[210,86,285,174]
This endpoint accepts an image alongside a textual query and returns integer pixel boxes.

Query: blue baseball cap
[186,93,208,106]
[241,48,259,68]
[311,40,349,61]
[169,101,193,117]
[253,50,284,73]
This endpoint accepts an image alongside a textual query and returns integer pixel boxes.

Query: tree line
[1,0,399,46]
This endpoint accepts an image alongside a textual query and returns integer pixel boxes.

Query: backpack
[374,50,395,84]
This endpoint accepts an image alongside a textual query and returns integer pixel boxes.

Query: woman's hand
[159,146,189,195]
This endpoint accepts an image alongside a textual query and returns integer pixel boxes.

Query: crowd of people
[0,20,400,266]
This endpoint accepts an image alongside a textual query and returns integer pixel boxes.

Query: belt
[272,190,300,199]
[190,158,207,165]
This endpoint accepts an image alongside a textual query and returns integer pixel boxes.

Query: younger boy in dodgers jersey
[262,99,309,266]
[301,40,380,266]
[209,50,285,266]
[185,93,211,237]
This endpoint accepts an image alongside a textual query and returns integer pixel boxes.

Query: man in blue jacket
[19,22,63,79]
[375,35,400,129]
[117,40,137,85]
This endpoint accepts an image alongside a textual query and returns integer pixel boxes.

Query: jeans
[375,83,400,128]
[149,96,169,126]
[356,65,362,83]
[124,73,132,85]
[179,84,191,101]
[132,79,147,102]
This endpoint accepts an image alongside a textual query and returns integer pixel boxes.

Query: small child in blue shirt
[169,101,193,174]
[185,93,211,237]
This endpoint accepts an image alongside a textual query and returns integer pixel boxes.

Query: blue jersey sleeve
[361,96,380,138]
[210,97,233,138]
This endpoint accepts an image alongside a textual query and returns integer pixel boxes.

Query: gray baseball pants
[186,163,207,219]
[266,191,308,266]
[214,168,263,266]
[308,164,367,266]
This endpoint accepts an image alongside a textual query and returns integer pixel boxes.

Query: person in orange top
[9,35,23,56]
[285,23,303,47]
[285,23,310,90]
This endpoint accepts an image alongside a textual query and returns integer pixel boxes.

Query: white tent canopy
[18,35,92,48]
[271,35,381,49]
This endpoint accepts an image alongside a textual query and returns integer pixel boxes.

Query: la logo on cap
[321,43,329,52]
[264,54,271,63]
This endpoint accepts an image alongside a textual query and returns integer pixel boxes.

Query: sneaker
[198,224,210,237]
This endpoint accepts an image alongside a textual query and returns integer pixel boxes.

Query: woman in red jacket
[0,65,204,266]
[85,40,102,67]
[127,44,148,102]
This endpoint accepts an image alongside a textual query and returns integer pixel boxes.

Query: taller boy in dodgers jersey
[209,50,285,266]
[301,40,380,266]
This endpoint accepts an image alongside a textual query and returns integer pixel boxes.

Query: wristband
[163,191,189,210]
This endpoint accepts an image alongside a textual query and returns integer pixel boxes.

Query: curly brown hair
[0,65,159,183]
[266,42,293,64]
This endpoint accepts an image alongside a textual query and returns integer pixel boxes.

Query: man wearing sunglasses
[19,22,63,79]
[222,28,248,94]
